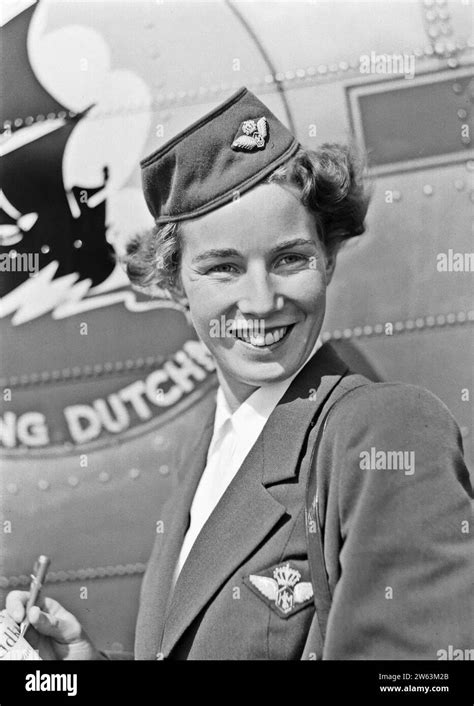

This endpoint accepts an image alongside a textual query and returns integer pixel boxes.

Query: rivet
[7,483,18,494]
[436,314,446,325]
[14,118,23,127]
[68,475,79,487]
[73,239,82,249]
[394,321,405,331]
[363,325,373,335]
[40,244,50,254]
[153,435,165,448]
[285,70,295,80]
[275,72,285,82]
[353,326,363,336]
[129,468,141,479]
[51,370,61,380]
[72,366,82,377]
[38,479,50,491]
[343,328,352,338]
[452,83,463,94]
[83,365,92,375]
[47,112,55,120]
[454,179,465,190]
[125,359,135,369]
[321,331,331,342]
[296,68,306,78]
[159,465,169,476]
[415,318,425,328]
[99,472,110,483]
[145,356,155,366]
[457,108,468,119]
[25,116,34,125]
[428,27,439,39]
[446,312,456,324]
[317,65,328,75]
[264,74,274,84]
[423,184,434,195]
[425,315,435,326]
[374,324,384,334]
[447,58,459,68]
[93,364,102,374]
[332,329,342,339]
[62,368,71,378]
[306,66,316,76]
[36,114,45,121]
[58,111,67,119]
[462,136,471,146]
[405,320,415,330]
[392,190,401,201]
[104,362,114,372]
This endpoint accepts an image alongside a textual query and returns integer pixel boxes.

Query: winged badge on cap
[248,562,313,615]
[232,117,268,151]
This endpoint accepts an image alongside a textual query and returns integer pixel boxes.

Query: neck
[216,368,258,413]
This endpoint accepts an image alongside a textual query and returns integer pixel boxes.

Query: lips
[234,324,295,348]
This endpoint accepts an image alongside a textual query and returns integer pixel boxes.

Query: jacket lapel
[134,402,215,660]
[160,342,349,657]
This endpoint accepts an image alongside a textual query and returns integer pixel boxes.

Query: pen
[19,555,50,638]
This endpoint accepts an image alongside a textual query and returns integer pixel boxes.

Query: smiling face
[179,183,334,403]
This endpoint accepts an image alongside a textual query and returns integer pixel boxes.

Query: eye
[275,253,308,267]
[207,263,239,274]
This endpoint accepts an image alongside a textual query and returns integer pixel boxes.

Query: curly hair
[123,143,371,301]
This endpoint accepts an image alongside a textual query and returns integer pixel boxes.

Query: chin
[222,357,299,387]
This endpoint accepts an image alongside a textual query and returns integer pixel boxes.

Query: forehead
[180,183,317,253]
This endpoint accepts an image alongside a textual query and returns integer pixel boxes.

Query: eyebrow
[191,238,316,264]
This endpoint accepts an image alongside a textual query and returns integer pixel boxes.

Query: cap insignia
[231,116,268,151]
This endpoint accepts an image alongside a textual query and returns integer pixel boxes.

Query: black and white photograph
[0,0,473,696]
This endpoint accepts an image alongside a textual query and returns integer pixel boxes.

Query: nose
[237,267,283,317]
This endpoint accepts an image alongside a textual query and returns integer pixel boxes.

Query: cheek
[284,269,327,311]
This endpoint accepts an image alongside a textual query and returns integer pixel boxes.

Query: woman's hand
[5,591,104,660]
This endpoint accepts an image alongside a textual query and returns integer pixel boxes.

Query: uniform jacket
[134,343,473,660]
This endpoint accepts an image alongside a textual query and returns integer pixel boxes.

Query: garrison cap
[140,87,300,223]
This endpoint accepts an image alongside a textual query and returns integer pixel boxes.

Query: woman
[6,88,472,660]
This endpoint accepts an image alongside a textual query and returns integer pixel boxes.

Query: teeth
[265,332,275,345]
[237,326,289,346]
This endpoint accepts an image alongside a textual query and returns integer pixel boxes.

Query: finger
[5,591,29,623]
[28,606,76,643]
[5,590,48,624]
